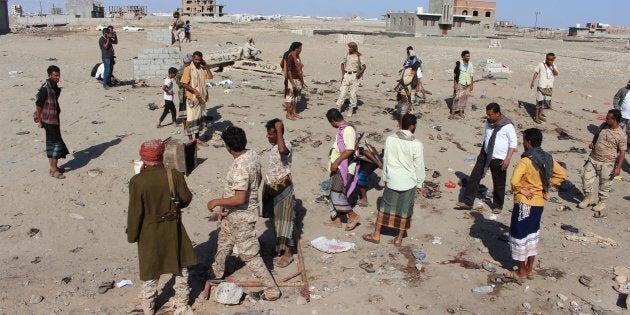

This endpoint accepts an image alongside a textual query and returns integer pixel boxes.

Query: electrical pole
[534,11,540,30]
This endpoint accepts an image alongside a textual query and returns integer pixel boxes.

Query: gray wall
[385,12,417,34]
[0,0,9,34]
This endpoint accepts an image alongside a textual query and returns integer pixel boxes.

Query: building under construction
[108,5,147,18]
[181,0,225,17]
[67,0,104,18]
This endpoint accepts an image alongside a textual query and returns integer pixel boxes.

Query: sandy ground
[1,22,630,315]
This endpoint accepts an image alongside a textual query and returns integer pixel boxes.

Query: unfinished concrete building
[181,0,225,17]
[385,0,495,36]
[0,0,8,34]
[67,0,104,18]
[10,4,22,17]
[108,5,147,18]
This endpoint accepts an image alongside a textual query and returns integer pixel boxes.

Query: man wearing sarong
[577,109,626,218]
[35,65,69,179]
[324,108,361,231]
[530,53,559,124]
[176,54,193,130]
[335,42,366,117]
[180,51,212,147]
[508,128,566,279]
[127,140,197,315]
[612,79,630,151]
[456,103,517,214]
[281,42,304,120]
[262,119,295,268]
[362,114,425,246]
[450,50,473,119]
[207,126,281,301]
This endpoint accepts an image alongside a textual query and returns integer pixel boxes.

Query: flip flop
[98,280,114,294]
[50,170,65,179]
[503,271,528,281]
[345,215,360,231]
[362,233,380,244]
[274,256,294,268]
[359,261,376,273]
[250,290,281,301]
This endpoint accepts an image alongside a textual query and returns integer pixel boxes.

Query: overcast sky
[11,0,628,28]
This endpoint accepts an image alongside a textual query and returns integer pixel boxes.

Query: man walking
[35,65,69,179]
[335,42,366,117]
[450,50,473,119]
[456,103,517,214]
[179,51,212,146]
[362,114,425,247]
[530,53,559,124]
[612,79,630,151]
[508,128,566,279]
[577,109,627,218]
[98,28,115,89]
[176,54,193,129]
[207,126,281,301]
[127,140,197,315]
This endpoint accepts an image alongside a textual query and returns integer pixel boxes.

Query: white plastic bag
[310,236,355,254]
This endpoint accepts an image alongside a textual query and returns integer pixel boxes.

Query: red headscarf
[139,139,165,169]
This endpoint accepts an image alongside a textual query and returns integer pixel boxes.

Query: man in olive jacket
[127,139,197,315]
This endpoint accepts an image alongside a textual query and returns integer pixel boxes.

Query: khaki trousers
[336,73,359,108]
[581,157,614,202]
[140,268,190,313]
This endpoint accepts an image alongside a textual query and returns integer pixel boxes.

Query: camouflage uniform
[210,150,280,297]
[140,268,191,314]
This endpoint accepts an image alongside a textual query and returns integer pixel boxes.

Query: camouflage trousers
[140,268,190,313]
[581,157,614,202]
[211,211,280,296]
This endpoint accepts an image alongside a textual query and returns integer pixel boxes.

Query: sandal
[274,256,294,268]
[98,280,114,294]
[362,233,380,244]
[388,238,402,247]
[357,200,369,207]
[250,290,280,301]
[50,170,65,179]
[504,271,528,280]
[323,219,342,228]
[345,215,360,231]
[359,261,376,273]
[578,275,592,287]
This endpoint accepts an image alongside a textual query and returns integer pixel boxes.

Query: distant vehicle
[95,24,108,31]
[122,25,144,31]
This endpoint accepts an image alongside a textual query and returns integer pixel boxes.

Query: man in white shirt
[530,53,559,124]
[457,103,517,214]
[613,79,630,151]
[362,114,425,246]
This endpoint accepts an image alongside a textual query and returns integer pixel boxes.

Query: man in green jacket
[127,139,197,315]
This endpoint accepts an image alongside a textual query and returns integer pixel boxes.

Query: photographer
[107,26,118,84]
[98,28,114,89]
[127,139,197,314]
[179,51,213,146]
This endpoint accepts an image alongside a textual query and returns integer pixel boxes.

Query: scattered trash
[28,295,44,304]
[8,70,23,76]
[432,171,441,178]
[311,140,322,148]
[560,224,579,233]
[521,302,531,310]
[0,225,10,232]
[482,260,497,273]
[46,57,57,61]
[61,276,72,284]
[27,228,41,238]
[569,301,581,313]
[147,102,159,111]
[98,281,114,294]
[320,178,331,191]
[422,181,442,199]
[87,168,103,177]
[470,285,494,293]
[464,155,476,163]
[431,236,442,245]
[31,256,42,264]
[412,248,426,261]
[215,282,243,305]
[69,213,85,220]
[310,236,355,254]
[556,205,572,212]
[444,181,456,189]
[596,115,606,121]
[415,263,423,271]
[16,131,30,135]
[578,275,592,287]
[359,261,376,273]
[116,279,133,288]
[565,232,617,247]
[91,121,104,124]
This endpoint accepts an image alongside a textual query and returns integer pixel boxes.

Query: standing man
[450,50,474,120]
[176,54,193,129]
[335,42,366,117]
[262,119,296,268]
[107,25,118,84]
[530,53,559,124]
[179,51,212,146]
[508,128,566,279]
[98,28,114,89]
[207,126,281,301]
[577,109,627,218]
[456,103,517,214]
[127,140,197,315]
[362,114,425,246]
[35,65,69,179]
[612,79,630,151]
[324,108,361,231]
[283,42,305,120]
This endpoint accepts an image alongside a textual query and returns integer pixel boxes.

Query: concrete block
[337,34,365,44]
[215,283,243,305]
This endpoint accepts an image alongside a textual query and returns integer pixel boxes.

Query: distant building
[67,0,104,18]
[386,0,496,36]
[50,6,63,15]
[1,0,8,34]
[181,0,225,17]
[11,4,22,17]
[495,20,513,28]
[108,5,147,18]
[568,22,608,37]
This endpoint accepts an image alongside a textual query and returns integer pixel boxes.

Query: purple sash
[336,122,360,197]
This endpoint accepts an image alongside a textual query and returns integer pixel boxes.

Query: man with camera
[107,26,118,85]
[127,139,197,315]
[179,51,213,146]
[98,28,114,90]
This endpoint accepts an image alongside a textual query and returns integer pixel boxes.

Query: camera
[170,196,181,205]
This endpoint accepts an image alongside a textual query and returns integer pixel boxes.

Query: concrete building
[182,0,225,17]
[108,5,147,18]
[11,4,22,17]
[386,0,495,36]
[0,0,9,34]
[67,0,104,18]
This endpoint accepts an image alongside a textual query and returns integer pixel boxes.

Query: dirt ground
[1,22,629,315]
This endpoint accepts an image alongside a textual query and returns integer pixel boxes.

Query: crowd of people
[33,27,629,314]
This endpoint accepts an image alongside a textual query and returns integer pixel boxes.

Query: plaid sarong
[453,83,470,112]
[262,175,295,253]
[376,187,415,231]
[43,123,69,159]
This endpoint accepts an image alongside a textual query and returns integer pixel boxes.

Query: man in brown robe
[127,139,197,315]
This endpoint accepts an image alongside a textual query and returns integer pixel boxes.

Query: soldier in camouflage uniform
[207,126,281,301]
